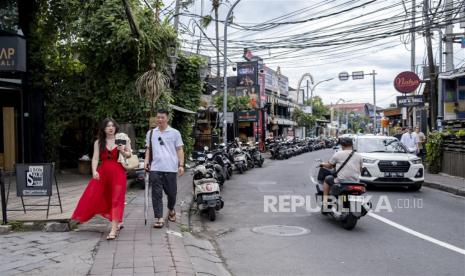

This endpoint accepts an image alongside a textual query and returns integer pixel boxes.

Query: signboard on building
[237,110,258,122]
[394,71,420,93]
[237,62,258,87]
[258,73,266,108]
[16,164,53,196]
[396,95,425,107]
[264,66,279,92]
[0,35,26,72]
[278,75,289,96]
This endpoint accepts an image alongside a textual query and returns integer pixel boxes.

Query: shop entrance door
[2,107,16,171]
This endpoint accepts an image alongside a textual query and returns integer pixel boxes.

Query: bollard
[0,170,7,224]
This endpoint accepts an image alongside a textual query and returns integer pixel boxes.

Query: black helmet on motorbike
[338,137,353,147]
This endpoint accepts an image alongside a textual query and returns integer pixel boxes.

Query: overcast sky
[161,0,465,108]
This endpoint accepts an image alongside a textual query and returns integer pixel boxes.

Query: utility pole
[410,0,416,128]
[173,0,181,32]
[196,0,204,54]
[424,0,437,130]
[223,0,242,144]
[444,0,454,71]
[214,0,221,102]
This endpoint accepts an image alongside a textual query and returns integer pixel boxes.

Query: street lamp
[223,0,242,145]
[308,77,334,111]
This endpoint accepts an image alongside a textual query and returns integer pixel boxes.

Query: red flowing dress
[72,147,126,223]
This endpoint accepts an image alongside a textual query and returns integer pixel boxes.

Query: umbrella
[144,173,149,225]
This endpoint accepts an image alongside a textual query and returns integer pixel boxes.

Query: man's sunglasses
[158,137,164,146]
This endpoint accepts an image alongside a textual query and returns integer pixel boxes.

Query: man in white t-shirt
[400,126,418,153]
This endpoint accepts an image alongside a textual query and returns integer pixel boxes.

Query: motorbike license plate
[202,194,219,201]
[384,172,404,177]
[348,195,364,202]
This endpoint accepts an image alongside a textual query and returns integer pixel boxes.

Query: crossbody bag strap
[148,129,154,165]
[335,150,355,176]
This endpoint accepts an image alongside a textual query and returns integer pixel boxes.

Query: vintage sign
[394,71,421,93]
[237,110,258,122]
[396,95,425,107]
[16,164,53,196]
[0,35,26,72]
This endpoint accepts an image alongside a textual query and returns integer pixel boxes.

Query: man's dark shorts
[324,175,335,186]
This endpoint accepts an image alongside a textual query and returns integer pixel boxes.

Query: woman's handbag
[121,153,139,171]
[115,132,139,171]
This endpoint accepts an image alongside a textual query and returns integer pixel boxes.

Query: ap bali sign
[0,35,26,72]
[393,71,420,93]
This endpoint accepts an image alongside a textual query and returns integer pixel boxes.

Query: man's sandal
[168,211,176,222]
[153,220,165,228]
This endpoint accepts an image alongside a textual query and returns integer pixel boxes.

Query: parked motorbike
[192,164,224,221]
[248,142,264,167]
[311,160,371,230]
[228,144,248,174]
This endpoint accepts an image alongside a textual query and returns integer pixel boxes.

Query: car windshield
[356,138,407,153]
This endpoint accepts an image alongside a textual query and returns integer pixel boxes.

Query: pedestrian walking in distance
[145,109,184,228]
[72,118,132,240]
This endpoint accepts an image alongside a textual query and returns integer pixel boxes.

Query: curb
[423,182,465,197]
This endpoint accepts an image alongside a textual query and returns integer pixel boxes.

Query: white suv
[354,135,424,191]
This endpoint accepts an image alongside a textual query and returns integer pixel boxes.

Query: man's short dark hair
[157,109,169,116]
[339,137,353,147]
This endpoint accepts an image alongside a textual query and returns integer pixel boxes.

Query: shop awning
[170,104,196,114]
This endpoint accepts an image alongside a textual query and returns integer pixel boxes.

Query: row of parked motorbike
[267,137,337,160]
[190,141,264,221]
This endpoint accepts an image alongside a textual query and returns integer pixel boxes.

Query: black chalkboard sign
[15,164,53,196]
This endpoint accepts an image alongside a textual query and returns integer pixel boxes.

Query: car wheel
[408,182,422,191]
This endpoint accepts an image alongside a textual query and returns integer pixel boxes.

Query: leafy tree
[304,96,329,119]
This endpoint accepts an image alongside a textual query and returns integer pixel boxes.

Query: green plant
[456,129,465,138]
[425,131,443,174]
[7,221,24,231]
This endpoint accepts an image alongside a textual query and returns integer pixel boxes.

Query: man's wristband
[179,164,184,168]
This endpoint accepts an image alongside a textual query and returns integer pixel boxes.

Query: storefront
[1,1,46,170]
[0,34,26,171]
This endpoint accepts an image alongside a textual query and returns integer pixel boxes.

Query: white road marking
[368,212,465,255]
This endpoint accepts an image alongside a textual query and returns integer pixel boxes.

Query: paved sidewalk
[87,173,196,276]
[424,172,465,197]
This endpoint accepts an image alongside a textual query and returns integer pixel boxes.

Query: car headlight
[411,158,422,164]
[363,158,377,164]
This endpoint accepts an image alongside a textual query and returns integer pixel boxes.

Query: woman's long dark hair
[98,118,119,151]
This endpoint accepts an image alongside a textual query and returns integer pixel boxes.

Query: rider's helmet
[338,137,353,147]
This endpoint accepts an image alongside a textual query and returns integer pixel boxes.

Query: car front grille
[378,160,410,173]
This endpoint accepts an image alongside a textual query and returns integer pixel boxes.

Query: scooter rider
[319,137,363,210]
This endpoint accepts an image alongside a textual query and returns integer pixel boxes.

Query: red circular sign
[394,71,420,93]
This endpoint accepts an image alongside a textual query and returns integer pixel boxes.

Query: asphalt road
[190,149,465,276]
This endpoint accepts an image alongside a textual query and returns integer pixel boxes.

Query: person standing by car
[400,126,419,154]
[144,109,184,229]
[393,127,403,140]
[415,126,426,160]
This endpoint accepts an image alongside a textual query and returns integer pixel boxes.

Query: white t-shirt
[400,132,418,152]
[146,126,184,172]
[329,150,363,183]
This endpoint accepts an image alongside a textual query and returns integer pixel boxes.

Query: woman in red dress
[72,118,131,240]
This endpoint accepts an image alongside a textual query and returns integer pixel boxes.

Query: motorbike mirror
[204,146,209,151]
[207,153,213,159]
